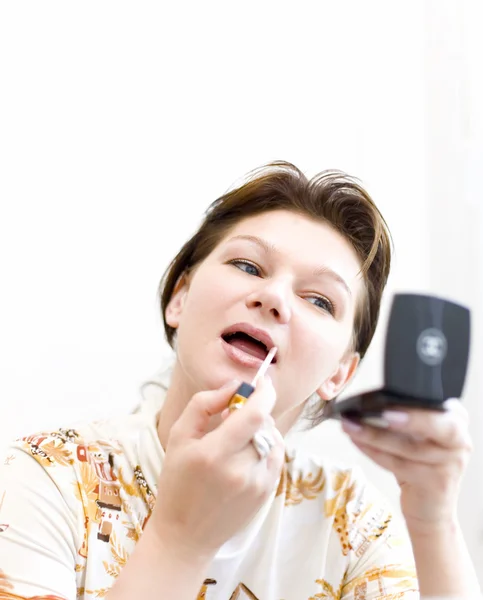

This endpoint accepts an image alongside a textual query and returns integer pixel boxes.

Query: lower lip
[221,338,267,369]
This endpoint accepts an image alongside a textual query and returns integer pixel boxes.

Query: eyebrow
[226,234,353,299]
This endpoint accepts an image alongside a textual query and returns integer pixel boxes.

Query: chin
[175,349,224,394]
[178,336,258,394]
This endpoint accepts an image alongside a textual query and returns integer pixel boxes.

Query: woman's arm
[341,399,481,597]
[106,520,211,600]
[408,519,481,598]
[109,375,284,599]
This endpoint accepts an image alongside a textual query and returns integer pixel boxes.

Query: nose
[245,277,292,324]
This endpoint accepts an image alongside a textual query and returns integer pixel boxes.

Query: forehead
[220,210,362,274]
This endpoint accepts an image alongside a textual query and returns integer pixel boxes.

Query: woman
[0,162,479,599]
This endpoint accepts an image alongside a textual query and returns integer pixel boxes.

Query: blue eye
[230,260,260,276]
[307,295,335,315]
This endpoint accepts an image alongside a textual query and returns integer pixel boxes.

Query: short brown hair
[158,161,392,425]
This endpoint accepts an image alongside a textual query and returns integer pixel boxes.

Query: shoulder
[3,411,146,506]
[11,421,120,471]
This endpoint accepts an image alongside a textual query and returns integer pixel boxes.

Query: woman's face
[166,210,364,423]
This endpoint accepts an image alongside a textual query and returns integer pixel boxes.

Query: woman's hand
[149,376,285,564]
[341,399,473,533]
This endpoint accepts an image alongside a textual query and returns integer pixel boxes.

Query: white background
[1,0,482,584]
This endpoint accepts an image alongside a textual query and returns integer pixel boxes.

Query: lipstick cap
[228,382,255,411]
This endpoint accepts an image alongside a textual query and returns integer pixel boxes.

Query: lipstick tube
[228,382,255,412]
[227,346,277,412]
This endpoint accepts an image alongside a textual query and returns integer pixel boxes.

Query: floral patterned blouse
[0,373,418,600]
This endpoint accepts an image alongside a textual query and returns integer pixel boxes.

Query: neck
[156,359,196,451]
[156,360,307,449]
[276,404,306,436]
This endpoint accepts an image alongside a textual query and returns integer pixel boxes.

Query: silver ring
[252,430,275,460]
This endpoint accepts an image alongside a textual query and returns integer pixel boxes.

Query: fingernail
[443,398,460,410]
[220,379,240,390]
[341,419,363,433]
[382,410,409,425]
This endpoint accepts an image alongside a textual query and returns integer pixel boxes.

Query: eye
[228,259,261,277]
[306,295,335,315]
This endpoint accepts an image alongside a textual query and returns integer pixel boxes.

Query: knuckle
[443,407,467,433]
[246,407,266,430]
[453,452,469,473]
[228,470,248,492]
[265,415,275,428]
[460,434,473,456]
[444,417,460,440]
[189,445,216,470]
[191,391,208,410]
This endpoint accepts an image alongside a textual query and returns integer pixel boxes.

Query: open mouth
[221,331,277,363]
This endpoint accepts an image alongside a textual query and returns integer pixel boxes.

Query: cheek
[177,274,231,336]
[291,322,351,377]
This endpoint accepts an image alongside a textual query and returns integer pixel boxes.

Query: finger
[350,437,408,473]
[252,427,285,487]
[378,406,470,450]
[265,427,285,473]
[174,380,241,440]
[209,375,277,453]
[221,407,276,425]
[239,414,278,466]
[341,419,461,465]
[349,438,463,492]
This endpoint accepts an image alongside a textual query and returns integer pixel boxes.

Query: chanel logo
[416,328,448,366]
